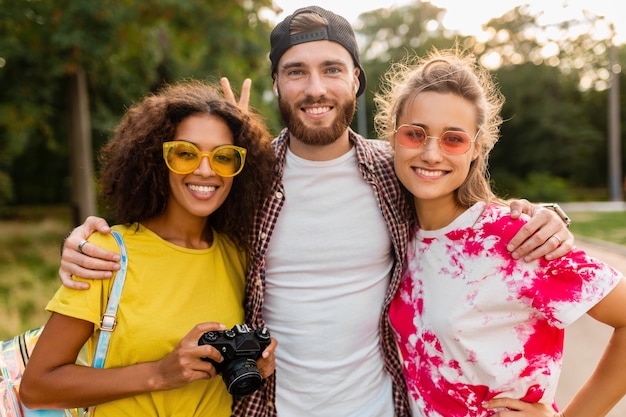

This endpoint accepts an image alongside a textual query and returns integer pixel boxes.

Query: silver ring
[550,234,562,246]
[77,240,88,254]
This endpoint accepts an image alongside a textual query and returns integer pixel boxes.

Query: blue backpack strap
[91,230,128,369]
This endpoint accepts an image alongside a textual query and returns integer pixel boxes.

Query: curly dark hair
[98,79,276,252]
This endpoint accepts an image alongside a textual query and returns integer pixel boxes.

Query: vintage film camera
[199,324,271,396]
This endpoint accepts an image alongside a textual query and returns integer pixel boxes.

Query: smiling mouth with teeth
[305,106,331,115]
[188,184,217,194]
[414,168,448,178]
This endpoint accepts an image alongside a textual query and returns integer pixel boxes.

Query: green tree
[356,2,459,138]
[477,5,622,196]
[0,0,277,215]
[354,2,623,198]
[583,44,626,190]
[491,62,606,187]
[477,5,612,85]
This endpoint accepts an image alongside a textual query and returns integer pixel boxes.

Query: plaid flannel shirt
[232,128,412,417]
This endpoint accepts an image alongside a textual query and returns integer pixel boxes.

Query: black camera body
[199,324,271,397]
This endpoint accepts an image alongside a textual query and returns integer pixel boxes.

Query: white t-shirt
[264,147,395,416]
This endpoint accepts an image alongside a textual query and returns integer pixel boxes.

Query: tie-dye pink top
[389,202,622,417]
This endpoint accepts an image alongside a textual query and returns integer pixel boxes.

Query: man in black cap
[238,6,411,416]
[58,5,574,417]
[233,5,572,417]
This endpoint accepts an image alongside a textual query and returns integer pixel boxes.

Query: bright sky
[271,0,623,45]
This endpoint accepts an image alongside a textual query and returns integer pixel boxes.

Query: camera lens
[222,358,263,397]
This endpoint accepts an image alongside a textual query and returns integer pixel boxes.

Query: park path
[555,238,626,416]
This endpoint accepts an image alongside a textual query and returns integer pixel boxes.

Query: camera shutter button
[204,331,219,342]
[256,328,270,340]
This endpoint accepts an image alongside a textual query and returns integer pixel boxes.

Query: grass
[0,211,72,340]
[0,206,624,340]
[569,211,626,246]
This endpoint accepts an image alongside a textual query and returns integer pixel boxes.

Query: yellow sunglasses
[163,141,247,177]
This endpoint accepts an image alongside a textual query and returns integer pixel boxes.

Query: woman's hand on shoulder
[507,199,574,262]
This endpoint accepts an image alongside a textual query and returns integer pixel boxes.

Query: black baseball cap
[269,5,367,97]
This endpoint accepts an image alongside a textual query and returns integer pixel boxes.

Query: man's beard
[278,95,356,146]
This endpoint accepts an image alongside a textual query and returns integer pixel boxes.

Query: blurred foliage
[477,5,614,89]
[355,2,460,134]
[355,2,625,201]
[0,0,624,212]
[492,171,574,202]
[490,62,607,189]
[0,0,279,211]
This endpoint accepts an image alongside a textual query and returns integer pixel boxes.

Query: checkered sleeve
[353,133,413,416]
[234,133,288,417]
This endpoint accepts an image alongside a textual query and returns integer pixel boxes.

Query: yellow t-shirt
[46,223,246,417]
